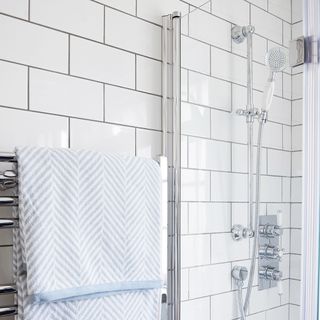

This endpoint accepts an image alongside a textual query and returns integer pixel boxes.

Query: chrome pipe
[0,153,16,163]
[0,219,19,229]
[0,197,18,206]
[0,306,18,317]
[162,15,168,157]
[172,11,181,320]
[0,285,17,295]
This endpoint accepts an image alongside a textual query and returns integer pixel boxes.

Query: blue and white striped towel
[13,146,162,320]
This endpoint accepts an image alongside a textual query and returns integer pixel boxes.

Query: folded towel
[14,146,162,320]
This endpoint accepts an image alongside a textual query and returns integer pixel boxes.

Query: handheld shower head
[262,47,288,111]
[265,47,287,73]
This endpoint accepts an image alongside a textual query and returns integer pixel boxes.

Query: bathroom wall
[180,0,302,319]
[0,0,302,319]
[0,0,187,313]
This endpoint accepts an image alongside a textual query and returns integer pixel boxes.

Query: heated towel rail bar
[0,152,18,317]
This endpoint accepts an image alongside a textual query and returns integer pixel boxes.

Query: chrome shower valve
[259,223,283,238]
[259,244,284,260]
[259,266,282,282]
[231,224,254,241]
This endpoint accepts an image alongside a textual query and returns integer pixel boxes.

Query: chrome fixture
[231,25,288,317]
[258,213,284,294]
[231,224,254,241]
[231,25,255,44]
[232,266,248,320]
[289,36,305,67]
[259,244,284,260]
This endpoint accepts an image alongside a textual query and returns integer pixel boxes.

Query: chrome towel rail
[0,153,16,163]
[0,306,18,317]
[0,153,18,317]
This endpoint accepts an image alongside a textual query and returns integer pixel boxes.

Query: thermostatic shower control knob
[259,244,284,260]
[259,266,282,281]
[259,223,283,238]
[231,224,254,241]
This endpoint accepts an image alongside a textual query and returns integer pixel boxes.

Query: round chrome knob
[232,266,248,282]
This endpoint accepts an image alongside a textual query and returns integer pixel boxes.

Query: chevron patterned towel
[13,146,162,320]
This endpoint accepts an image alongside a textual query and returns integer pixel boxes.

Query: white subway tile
[137,0,188,24]
[0,61,27,109]
[105,7,161,59]
[268,149,291,176]
[136,129,161,159]
[292,73,303,100]
[181,298,210,320]
[189,263,231,298]
[30,0,104,41]
[211,0,249,26]
[70,118,135,155]
[182,36,210,75]
[292,0,303,23]
[267,203,290,228]
[0,107,68,151]
[232,143,247,173]
[260,176,282,202]
[290,304,300,320]
[232,203,249,227]
[70,37,135,89]
[211,291,239,319]
[280,254,290,279]
[211,172,248,202]
[246,0,267,10]
[96,0,136,15]
[254,121,282,149]
[249,286,280,314]
[282,177,291,202]
[283,125,292,151]
[182,103,211,138]
[181,69,188,102]
[181,135,188,168]
[292,125,302,151]
[251,6,282,44]
[291,203,302,228]
[105,85,161,130]
[181,269,189,301]
[0,15,68,72]
[211,47,247,85]
[182,235,210,267]
[136,56,161,95]
[189,71,231,111]
[290,254,301,280]
[283,72,292,100]
[0,247,13,283]
[292,21,303,39]
[290,279,301,305]
[292,151,302,176]
[291,177,302,202]
[211,233,249,263]
[188,137,231,171]
[189,9,231,50]
[266,305,289,319]
[283,22,291,48]
[282,229,290,252]
[30,69,103,120]
[211,109,247,144]
[189,202,231,234]
[292,99,303,125]
[0,0,28,19]
[181,169,211,202]
[268,0,291,22]
[268,96,291,125]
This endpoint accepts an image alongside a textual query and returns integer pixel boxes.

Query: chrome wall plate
[258,215,282,291]
[289,36,305,67]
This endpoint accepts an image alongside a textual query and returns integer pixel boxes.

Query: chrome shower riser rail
[0,306,18,317]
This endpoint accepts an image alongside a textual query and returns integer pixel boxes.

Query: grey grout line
[27,67,30,110]
[68,34,71,75]
[103,6,106,43]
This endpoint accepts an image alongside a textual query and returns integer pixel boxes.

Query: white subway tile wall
[0,0,302,319]
[180,0,302,319]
